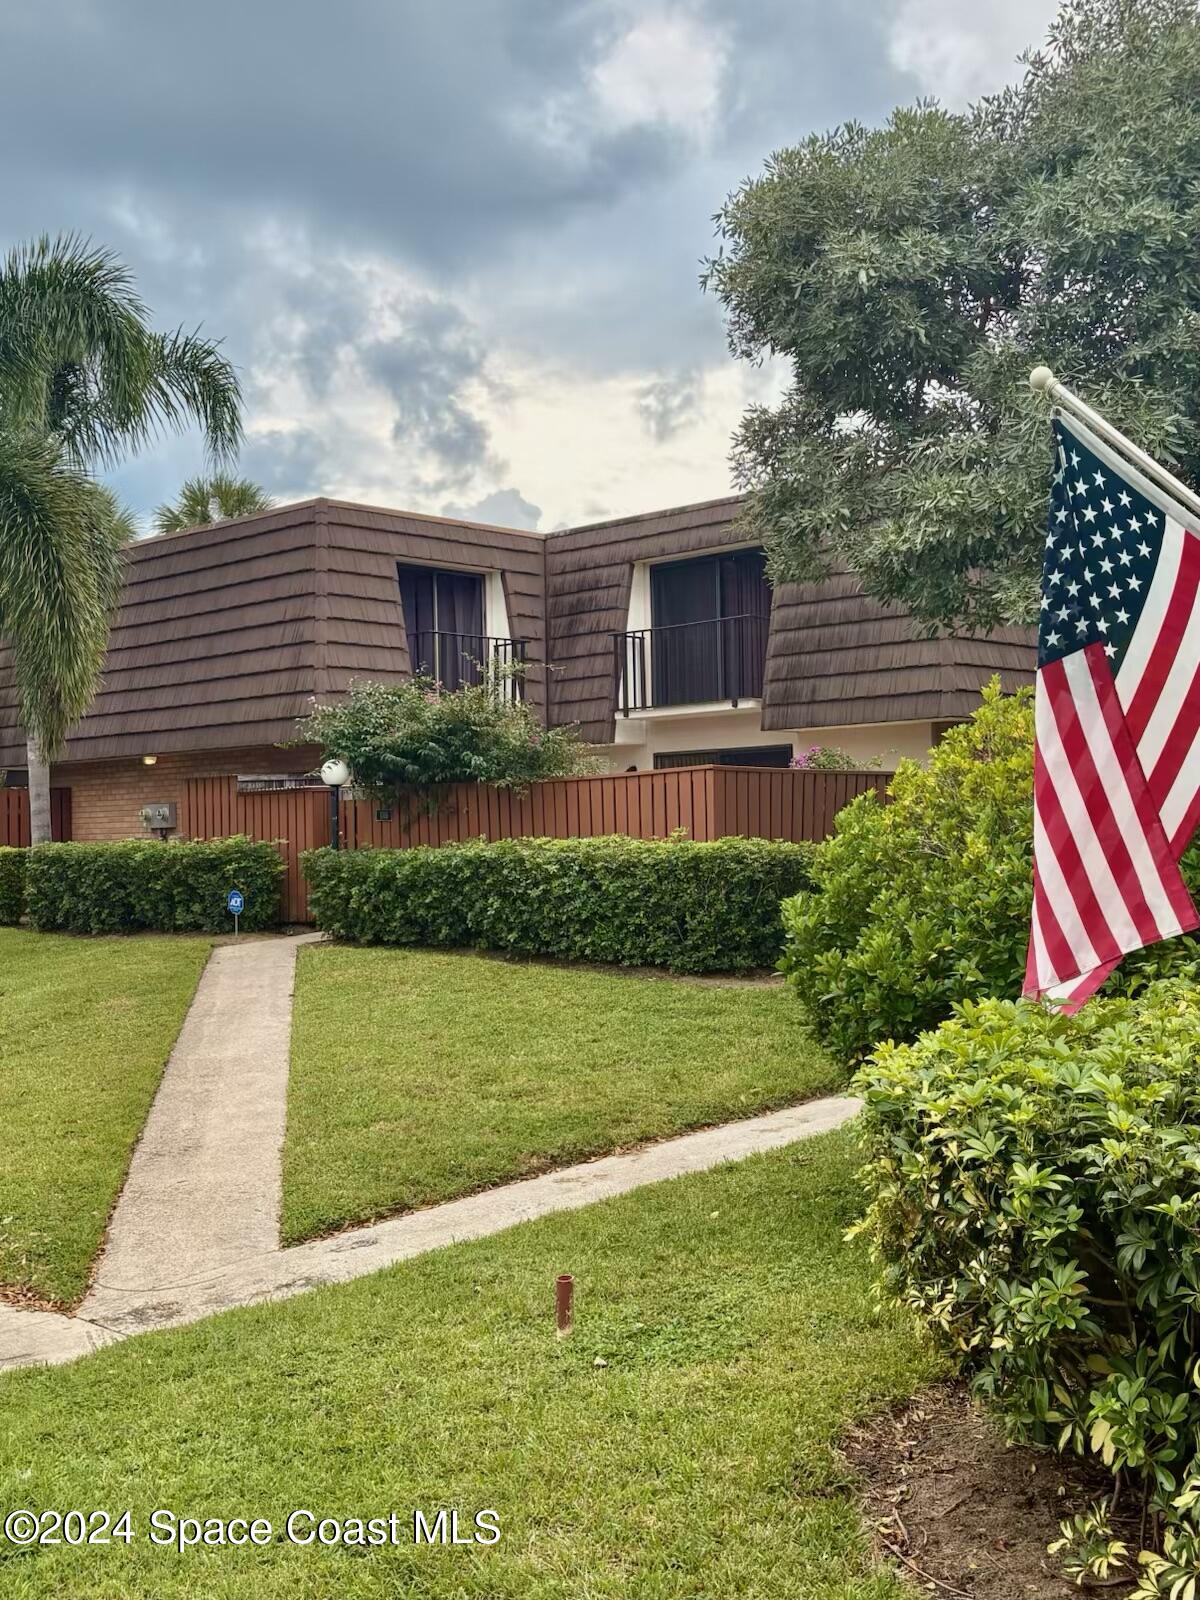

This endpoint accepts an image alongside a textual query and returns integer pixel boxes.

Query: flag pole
[1030,365,1200,525]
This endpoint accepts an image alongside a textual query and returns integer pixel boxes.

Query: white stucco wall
[485,569,511,641]
[605,711,935,771]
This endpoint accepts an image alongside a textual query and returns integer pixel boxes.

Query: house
[547,496,1033,769]
[0,492,1034,841]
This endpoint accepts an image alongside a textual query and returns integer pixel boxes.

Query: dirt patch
[842,1385,1135,1598]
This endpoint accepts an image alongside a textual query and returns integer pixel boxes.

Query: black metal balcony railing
[406,631,528,699]
[612,613,770,715]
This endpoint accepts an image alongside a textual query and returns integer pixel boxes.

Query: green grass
[0,1132,936,1598]
[282,946,843,1244]
[0,930,212,1306]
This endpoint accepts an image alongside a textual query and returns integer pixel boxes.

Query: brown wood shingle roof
[0,489,1035,768]
[544,497,751,743]
[762,570,1035,732]
[0,504,324,766]
[543,498,1036,742]
[0,498,546,767]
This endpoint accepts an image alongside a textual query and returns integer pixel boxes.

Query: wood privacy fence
[179,780,332,926]
[0,788,73,847]
[340,764,887,851]
[180,764,888,923]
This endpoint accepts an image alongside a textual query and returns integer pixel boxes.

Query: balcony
[613,613,770,715]
[406,630,529,700]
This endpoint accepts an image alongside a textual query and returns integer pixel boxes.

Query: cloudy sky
[1,0,1056,533]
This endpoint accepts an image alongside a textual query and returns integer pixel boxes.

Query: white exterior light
[320,758,351,787]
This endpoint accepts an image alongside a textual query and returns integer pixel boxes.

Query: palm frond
[0,429,126,755]
[154,473,270,533]
[0,235,245,756]
[0,233,244,467]
[144,329,243,464]
[0,233,154,457]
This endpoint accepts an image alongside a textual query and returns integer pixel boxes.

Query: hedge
[26,837,286,934]
[302,834,813,972]
[852,981,1200,1591]
[0,847,26,925]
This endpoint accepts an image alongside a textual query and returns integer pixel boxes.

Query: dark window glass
[653,746,792,770]
[648,551,771,706]
[398,565,486,690]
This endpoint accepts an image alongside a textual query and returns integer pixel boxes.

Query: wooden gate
[0,788,73,847]
[180,778,330,924]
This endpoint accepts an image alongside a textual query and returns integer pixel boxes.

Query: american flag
[1024,414,1200,1009]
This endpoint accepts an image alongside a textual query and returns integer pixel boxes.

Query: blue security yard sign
[227,890,245,916]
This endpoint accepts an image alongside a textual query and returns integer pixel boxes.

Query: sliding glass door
[649,550,770,706]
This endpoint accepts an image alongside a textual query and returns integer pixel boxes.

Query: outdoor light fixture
[320,758,350,849]
[141,754,158,766]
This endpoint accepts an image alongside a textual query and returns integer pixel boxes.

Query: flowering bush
[790,743,881,771]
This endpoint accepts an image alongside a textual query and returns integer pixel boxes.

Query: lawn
[0,930,212,1306]
[282,945,842,1244]
[0,1132,935,1598]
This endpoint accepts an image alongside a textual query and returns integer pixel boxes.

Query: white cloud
[474,354,787,530]
[591,7,728,143]
[887,0,1057,105]
[25,0,1031,533]
[100,207,781,532]
[442,487,543,531]
[517,5,729,161]
[240,290,788,533]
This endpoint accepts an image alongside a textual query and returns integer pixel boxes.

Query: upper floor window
[643,549,771,708]
[649,549,770,632]
[397,565,485,691]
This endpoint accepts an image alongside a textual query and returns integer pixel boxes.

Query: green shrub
[303,834,813,973]
[0,847,26,925]
[779,681,1200,1061]
[852,980,1200,1591]
[26,837,285,934]
[295,676,599,801]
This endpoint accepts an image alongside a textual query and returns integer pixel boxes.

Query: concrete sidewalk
[0,928,861,1374]
[80,935,319,1298]
[1,1095,860,1372]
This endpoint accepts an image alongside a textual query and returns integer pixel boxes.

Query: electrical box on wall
[139,801,177,833]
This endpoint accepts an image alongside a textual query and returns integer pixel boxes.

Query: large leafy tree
[704,0,1200,631]
[0,236,243,840]
[154,473,270,534]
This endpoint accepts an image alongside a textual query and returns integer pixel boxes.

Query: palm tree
[154,474,270,534]
[0,235,243,841]
[0,447,137,842]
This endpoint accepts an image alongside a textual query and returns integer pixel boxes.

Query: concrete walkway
[0,934,860,1375]
[83,935,317,1295]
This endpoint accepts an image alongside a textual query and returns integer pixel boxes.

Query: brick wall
[52,746,321,842]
